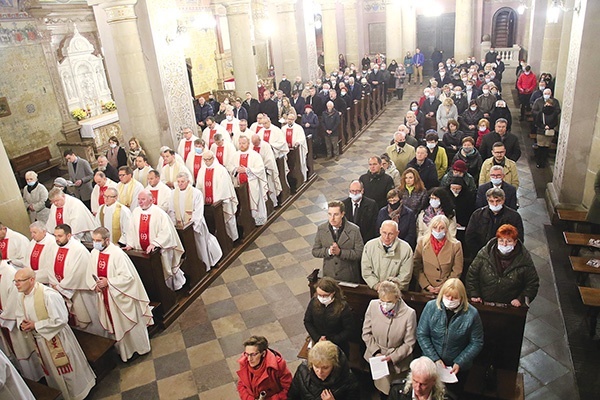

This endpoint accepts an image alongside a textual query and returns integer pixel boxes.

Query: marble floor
[87,83,579,399]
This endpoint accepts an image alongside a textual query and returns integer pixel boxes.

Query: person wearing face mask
[22,170,50,224]
[185,138,206,181]
[394,64,406,100]
[416,278,483,399]
[413,215,463,294]
[451,87,468,114]
[475,165,518,210]
[441,119,465,161]
[387,130,416,173]
[451,137,483,183]
[465,188,523,260]
[381,153,402,186]
[90,227,152,362]
[463,79,481,103]
[467,224,539,307]
[404,111,425,144]
[534,99,560,168]
[475,118,490,149]
[220,107,240,136]
[436,98,458,140]
[105,136,128,169]
[475,84,496,118]
[446,177,476,233]
[416,187,457,240]
[362,278,417,397]
[407,146,440,190]
[516,65,537,120]
[458,100,484,139]
[420,89,442,131]
[439,160,477,195]
[303,277,354,357]
[478,142,520,188]
[424,131,448,180]
[375,189,417,249]
[342,180,378,243]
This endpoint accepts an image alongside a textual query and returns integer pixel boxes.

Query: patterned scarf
[422,205,444,226]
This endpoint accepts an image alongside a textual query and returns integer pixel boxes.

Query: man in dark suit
[475,165,518,210]
[305,86,325,116]
[347,76,362,103]
[94,155,119,183]
[233,98,248,121]
[291,91,305,115]
[64,149,94,210]
[242,91,260,126]
[278,74,292,98]
[342,180,378,243]
[194,96,214,128]
[258,90,279,127]
[479,118,521,162]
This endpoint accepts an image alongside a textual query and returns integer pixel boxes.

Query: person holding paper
[288,340,359,400]
[362,278,417,397]
[388,356,447,400]
[416,278,483,398]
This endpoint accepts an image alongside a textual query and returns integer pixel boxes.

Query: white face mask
[466,85,473,90]
[470,106,477,111]
[411,106,418,111]
[426,142,437,150]
[349,192,362,202]
[489,203,503,213]
[490,177,503,185]
[430,199,441,209]
[539,86,546,91]
[380,301,395,312]
[226,115,233,121]
[431,230,446,240]
[543,94,551,100]
[451,189,461,197]
[443,296,461,310]
[497,244,515,254]
[92,241,106,252]
[478,126,487,132]
[483,89,490,95]
[109,143,117,148]
[318,295,334,305]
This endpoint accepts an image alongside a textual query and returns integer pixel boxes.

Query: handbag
[543,114,555,136]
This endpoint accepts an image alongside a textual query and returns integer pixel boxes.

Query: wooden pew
[306,135,315,178]
[73,329,117,381]
[126,248,178,326]
[365,94,372,121]
[177,223,209,291]
[345,107,354,138]
[563,232,600,255]
[338,115,347,155]
[578,286,600,337]
[464,368,525,400]
[569,256,600,284]
[557,207,590,232]
[25,378,62,400]
[286,146,305,194]
[352,102,360,135]
[10,146,61,187]
[235,183,256,239]
[372,88,379,114]
[276,156,291,204]
[205,200,234,257]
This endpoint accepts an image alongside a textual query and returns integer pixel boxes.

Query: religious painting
[0,97,11,118]
[0,0,15,8]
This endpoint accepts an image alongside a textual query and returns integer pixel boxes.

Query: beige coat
[361,238,413,290]
[386,143,415,174]
[22,183,50,223]
[479,157,520,189]
[413,235,463,290]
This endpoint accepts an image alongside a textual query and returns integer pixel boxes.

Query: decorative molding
[364,0,385,13]
[103,4,137,23]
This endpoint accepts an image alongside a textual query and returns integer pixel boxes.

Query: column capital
[87,0,138,23]
[319,0,337,11]
[221,0,252,16]
[276,0,296,14]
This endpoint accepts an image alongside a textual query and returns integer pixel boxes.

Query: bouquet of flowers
[71,108,87,120]
[104,101,117,111]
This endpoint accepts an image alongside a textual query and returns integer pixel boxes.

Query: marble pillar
[0,136,30,235]
[223,0,258,97]
[320,0,339,73]
[548,0,600,207]
[385,0,402,62]
[454,0,474,62]
[298,0,319,82]
[274,1,302,79]
[553,0,575,101]
[343,0,359,67]
[526,0,548,72]
[540,0,563,75]
[401,3,416,56]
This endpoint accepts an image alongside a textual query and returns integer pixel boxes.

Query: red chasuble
[239,154,249,184]
[54,247,69,282]
[286,127,294,147]
[184,140,192,160]
[150,190,159,205]
[216,146,224,165]
[226,123,233,133]
[55,207,64,225]
[263,129,271,143]
[209,129,217,147]
[139,214,151,251]
[204,168,215,204]
[97,252,113,326]
[0,239,7,259]
[193,155,203,179]
[30,243,44,271]
[99,185,108,206]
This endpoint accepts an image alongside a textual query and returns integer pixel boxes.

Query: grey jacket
[67,157,94,201]
[312,219,364,283]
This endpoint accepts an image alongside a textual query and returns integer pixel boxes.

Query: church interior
[1,0,600,399]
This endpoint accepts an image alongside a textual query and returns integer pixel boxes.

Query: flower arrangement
[71,108,87,120]
[104,101,117,112]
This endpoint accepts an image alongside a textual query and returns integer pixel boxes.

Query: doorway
[416,13,456,76]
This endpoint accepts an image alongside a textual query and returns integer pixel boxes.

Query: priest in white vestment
[0,224,30,268]
[210,133,237,171]
[196,151,239,241]
[177,127,199,161]
[251,134,283,207]
[133,155,153,187]
[15,268,96,400]
[249,113,265,133]
[185,138,206,183]
[125,190,186,291]
[90,172,118,215]
[95,187,132,245]
[49,225,105,337]
[232,119,254,150]
[161,149,193,188]
[220,108,240,138]
[155,146,185,175]
[169,173,223,270]
[282,113,309,182]
[90,228,152,362]
[231,136,269,226]
[202,116,231,148]
[116,166,144,210]
[257,116,290,159]
[27,222,58,285]
[0,259,43,382]
[46,188,98,241]
[146,170,172,213]
[0,349,35,400]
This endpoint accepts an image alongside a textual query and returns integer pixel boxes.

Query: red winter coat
[517,72,537,95]
[237,349,292,400]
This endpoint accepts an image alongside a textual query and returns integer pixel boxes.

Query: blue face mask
[431,230,446,240]
[93,242,106,252]
[27,181,36,186]
[195,147,203,155]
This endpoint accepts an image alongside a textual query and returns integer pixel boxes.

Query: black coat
[342,196,379,243]
[259,99,279,126]
[279,79,292,97]
[458,108,484,138]
[291,96,306,115]
[242,98,260,125]
[475,182,518,210]
[303,297,354,356]
[420,98,441,117]
[94,163,119,184]
[194,102,214,124]
[465,205,524,258]
[348,83,362,102]
[452,189,476,227]
[490,107,513,132]
[375,204,417,250]
[479,131,521,162]
[232,106,248,121]
[305,95,325,116]
[358,169,395,209]
[322,110,341,132]
[300,112,319,138]
[406,158,440,190]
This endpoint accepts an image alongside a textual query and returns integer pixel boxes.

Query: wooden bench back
[10,146,52,172]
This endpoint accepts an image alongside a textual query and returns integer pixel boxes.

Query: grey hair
[489,165,504,173]
[404,357,445,400]
[25,171,38,180]
[176,172,190,181]
[29,221,47,231]
[486,187,505,200]
[381,220,399,231]
[48,187,65,200]
[105,187,118,197]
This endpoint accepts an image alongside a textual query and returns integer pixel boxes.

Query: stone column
[0,136,30,235]
[343,0,359,67]
[223,0,259,97]
[548,0,600,207]
[553,0,575,100]
[526,0,548,72]
[540,0,563,75]
[401,3,416,56]
[297,0,319,82]
[320,0,339,73]
[274,0,302,79]
[454,0,474,61]
[385,0,402,61]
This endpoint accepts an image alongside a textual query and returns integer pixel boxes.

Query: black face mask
[543,106,555,115]
[397,141,406,148]
[389,202,401,210]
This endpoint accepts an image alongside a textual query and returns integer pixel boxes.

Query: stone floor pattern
[87,84,579,400]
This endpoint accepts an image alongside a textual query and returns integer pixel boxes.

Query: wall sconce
[548,0,581,24]
[517,1,527,15]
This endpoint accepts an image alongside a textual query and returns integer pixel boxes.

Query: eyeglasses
[243,351,262,358]
[103,195,117,198]
[13,278,32,283]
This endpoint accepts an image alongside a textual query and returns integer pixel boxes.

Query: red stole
[209,129,217,147]
[286,127,294,147]
[139,213,151,251]
[253,145,261,153]
[256,126,263,133]
[0,239,7,259]
[54,247,69,282]
[204,168,215,204]
[55,207,64,225]
[150,189,159,205]
[216,146,224,165]
[193,155,203,179]
[96,252,113,327]
[226,123,233,133]
[184,140,192,160]
[98,185,108,206]
[30,243,44,271]
[239,154,249,184]
[263,129,271,143]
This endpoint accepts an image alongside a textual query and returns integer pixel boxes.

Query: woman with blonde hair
[416,278,484,398]
[436,97,458,137]
[278,97,294,125]
[127,137,146,167]
[413,215,463,294]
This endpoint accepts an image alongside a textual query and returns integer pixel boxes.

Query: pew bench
[557,207,589,232]
[563,232,600,256]
[579,286,600,337]
[73,329,117,381]
[464,368,524,400]
[10,146,61,186]
[24,378,62,400]
[569,256,600,284]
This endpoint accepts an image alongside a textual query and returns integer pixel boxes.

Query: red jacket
[237,349,292,400]
[517,72,537,94]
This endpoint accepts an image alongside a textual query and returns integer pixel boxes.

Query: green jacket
[466,238,539,304]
